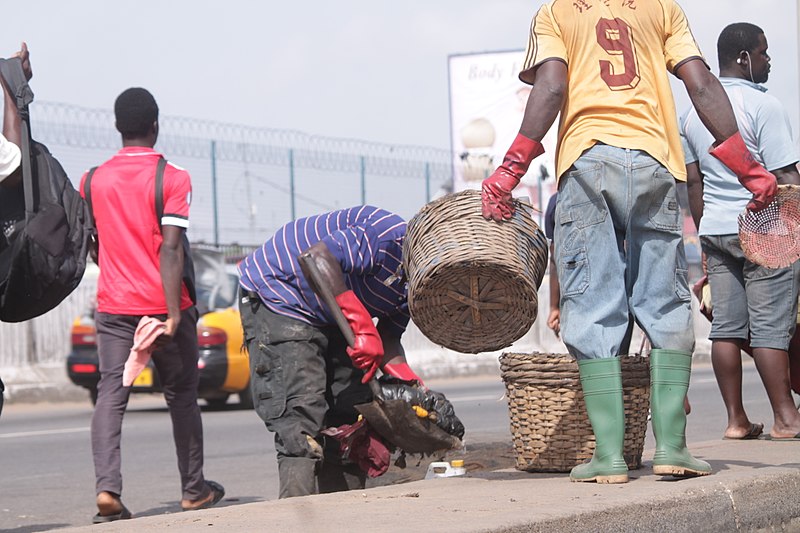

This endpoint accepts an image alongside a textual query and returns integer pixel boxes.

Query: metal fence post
[425,162,431,203]
[210,140,219,247]
[360,156,366,205]
[289,148,296,220]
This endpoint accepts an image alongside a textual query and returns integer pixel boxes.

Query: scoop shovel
[298,251,463,455]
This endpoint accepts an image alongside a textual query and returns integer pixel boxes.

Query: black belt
[240,288,260,305]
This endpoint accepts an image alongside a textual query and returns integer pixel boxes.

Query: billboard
[448,50,558,221]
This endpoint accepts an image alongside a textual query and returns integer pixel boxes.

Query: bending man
[238,205,422,497]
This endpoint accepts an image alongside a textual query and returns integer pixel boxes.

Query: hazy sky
[1,1,797,152]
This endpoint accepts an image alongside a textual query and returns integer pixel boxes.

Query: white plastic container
[425,460,466,479]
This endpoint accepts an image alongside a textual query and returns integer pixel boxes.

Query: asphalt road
[0,361,788,533]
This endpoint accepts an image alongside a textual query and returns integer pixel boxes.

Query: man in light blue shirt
[680,22,800,441]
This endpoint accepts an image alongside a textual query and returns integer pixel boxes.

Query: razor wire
[28,100,459,245]
[31,101,454,180]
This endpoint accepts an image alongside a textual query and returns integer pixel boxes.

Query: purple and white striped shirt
[238,206,409,336]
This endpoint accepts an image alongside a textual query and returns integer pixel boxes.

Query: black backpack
[0,58,92,322]
[84,157,197,304]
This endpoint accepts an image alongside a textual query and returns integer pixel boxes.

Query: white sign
[448,50,558,214]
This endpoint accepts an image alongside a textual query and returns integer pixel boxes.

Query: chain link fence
[31,101,456,247]
[1,102,459,370]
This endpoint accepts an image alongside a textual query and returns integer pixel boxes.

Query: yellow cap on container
[451,460,464,468]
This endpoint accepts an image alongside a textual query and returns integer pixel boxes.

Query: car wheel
[206,395,229,409]
[238,382,254,409]
[89,387,98,406]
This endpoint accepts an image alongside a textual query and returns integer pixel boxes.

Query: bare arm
[771,163,800,186]
[303,241,348,295]
[1,79,20,147]
[519,60,567,142]
[3,42,30,148]
[0,78,22,188]
[676,59,738,144]
[1,42,30,188]
[546,242,560,338]
[159,225,185,338]
[686,162,704,231]
[377,321,405,365]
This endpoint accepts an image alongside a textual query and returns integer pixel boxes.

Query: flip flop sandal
[181,480,225,511]
[761,432,800,441]
[722,422,764,440]
[92,503,132,523]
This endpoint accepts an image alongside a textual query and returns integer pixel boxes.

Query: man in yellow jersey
[481,0,776,484]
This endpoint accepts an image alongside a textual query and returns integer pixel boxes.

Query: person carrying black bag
[0,42,31,417]
[0,43,29,281]
[0,42,92,323]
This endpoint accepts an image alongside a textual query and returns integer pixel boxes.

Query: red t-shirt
[80,147,193,315]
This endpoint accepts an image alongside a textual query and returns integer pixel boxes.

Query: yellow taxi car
[66,247,252,408]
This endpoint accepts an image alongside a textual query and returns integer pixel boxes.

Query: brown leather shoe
[181,480,225,511]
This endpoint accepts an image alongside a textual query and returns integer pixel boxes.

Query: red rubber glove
[709,131,777,212]
[335,290,381,383]
[382,362,424,386]
[481,133,545,221]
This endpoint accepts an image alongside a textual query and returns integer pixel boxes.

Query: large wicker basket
[403,190,548,354]
[499,352,650,472]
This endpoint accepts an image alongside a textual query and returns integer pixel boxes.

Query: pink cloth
[321,418,390,478]
[122,316,167,387]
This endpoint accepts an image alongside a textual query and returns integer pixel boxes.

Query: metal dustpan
[356,380,463,455]
[298,251,463,456]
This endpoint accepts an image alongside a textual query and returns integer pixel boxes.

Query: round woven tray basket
[738,184,800,269]
[404,190,548,354]
[499,352,650,473]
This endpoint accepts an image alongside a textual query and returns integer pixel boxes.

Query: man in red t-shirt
[80,88,223,523]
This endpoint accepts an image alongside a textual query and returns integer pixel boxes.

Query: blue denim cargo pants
[554,144,695,360]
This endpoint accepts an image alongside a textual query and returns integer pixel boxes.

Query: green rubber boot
[570,357,629,484]
[650,349,712,477]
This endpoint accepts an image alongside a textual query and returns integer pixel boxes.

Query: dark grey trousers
[91,307,207,500]
[239,289,371,498]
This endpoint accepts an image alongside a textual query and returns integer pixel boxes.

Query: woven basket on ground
[499,352,650,473]
[403,190,548,354]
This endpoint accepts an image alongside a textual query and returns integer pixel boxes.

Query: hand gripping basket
[499,352,650,472]
[403,190,548,354]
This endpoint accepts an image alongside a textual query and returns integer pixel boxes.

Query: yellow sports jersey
[521,0,704,181]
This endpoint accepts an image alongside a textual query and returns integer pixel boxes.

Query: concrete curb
[1,363,90,405]
[55,438,800,533]
[495,471,800,533]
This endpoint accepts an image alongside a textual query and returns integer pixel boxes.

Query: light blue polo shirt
[679,77,799,235]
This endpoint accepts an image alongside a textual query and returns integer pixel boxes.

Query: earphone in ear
[737,50,750,65]
[744,50,754,82]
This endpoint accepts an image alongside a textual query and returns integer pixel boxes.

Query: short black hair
[717,23,764,66]
[114,87,159,139]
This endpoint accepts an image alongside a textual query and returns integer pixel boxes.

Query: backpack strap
[83,167,99,255]
[154,156,167,229]
[0,57,35,217]
[153,156,196,304]
[83,167,98,224]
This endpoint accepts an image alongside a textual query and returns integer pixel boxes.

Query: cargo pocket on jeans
[250,343,286,422]
[559,164,606,230]
[675,268,691,302]
[647,171,680,231]
[560,246,590,297]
